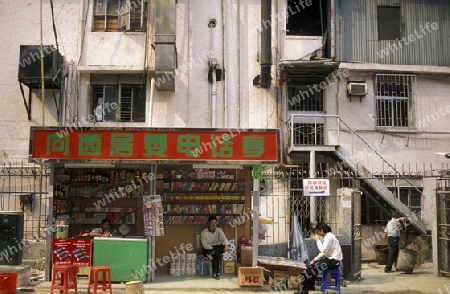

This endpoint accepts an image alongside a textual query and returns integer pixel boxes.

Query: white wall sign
[302,179,330,196]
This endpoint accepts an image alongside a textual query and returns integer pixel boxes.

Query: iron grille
[375,74,415,128]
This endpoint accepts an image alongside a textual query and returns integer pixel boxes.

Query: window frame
[90,75,147,123]
[287,81,325,112]
[93,0,147,32]
[388,186,423,214]
[377,6,402,41]
[286,0,327,36]
[375,74,415,129]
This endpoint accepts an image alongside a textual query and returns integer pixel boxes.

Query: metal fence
[0,161,50,240]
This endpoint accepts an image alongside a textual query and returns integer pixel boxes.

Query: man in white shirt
[383,211,409,273]
[90,218,113,237]
[201,216,230,280]
[295,223,342,294]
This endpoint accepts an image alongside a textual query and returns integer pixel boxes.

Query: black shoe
[293,290,308,294]
[214,273,220,280]
[384,269,393,273]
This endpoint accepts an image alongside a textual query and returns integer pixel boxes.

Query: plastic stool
[322,267,340,294]
[201,256,213,277]
[87,266,112,294]
[50,264,78,293]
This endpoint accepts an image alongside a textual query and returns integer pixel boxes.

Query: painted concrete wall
[0,1,80,159]
[0,1,287,245]
[319,66,450,226]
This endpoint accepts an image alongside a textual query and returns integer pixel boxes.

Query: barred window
[90,75,146,122]
[287,81,324,111]
[375,74,415,128]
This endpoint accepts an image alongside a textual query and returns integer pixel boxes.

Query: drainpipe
[330,0,336,61]
[259,0,272,88]
[208,19,217,128]
[148,77,155,127]
[310,150,317,238]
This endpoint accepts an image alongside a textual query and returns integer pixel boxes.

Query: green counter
[93,237,149,282]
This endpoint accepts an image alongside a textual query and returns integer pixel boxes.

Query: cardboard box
[287,269,303,290]
[240,245,253,265]
[238,267,264,286]
[222,261,237,275]
[273,270,289,291]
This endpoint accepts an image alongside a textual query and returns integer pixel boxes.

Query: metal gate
[437,176,450,277]
[0,161,50,240]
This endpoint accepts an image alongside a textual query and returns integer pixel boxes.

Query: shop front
[29,127,279,282]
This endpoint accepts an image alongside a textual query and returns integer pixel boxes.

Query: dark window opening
[91,76,146,122]
[287,81,324,111]
[286,0,328,36]
[378,6,401,40]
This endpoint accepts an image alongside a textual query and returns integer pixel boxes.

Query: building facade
[1,0,449,279]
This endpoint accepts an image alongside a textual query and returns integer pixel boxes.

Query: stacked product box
[186,253,197,275]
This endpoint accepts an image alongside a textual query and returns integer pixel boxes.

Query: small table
[257,256,307,291]
[257,256,307,270]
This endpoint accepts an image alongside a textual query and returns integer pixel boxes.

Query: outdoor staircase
[334,146,427,234]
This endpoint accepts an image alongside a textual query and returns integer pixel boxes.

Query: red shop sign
[30,127,279,162]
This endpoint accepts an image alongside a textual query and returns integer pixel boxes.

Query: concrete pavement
[24,262,450,293]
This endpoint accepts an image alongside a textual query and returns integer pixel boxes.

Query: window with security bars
[287,82,324,111]
[375,74,415,128]
[91,84,146,122]
[292,123,324,145]
[93,0,147,32]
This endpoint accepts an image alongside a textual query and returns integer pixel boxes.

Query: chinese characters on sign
[302,179,330,196]
[31,129,279,162]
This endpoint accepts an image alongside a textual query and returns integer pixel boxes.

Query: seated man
[295,223,343,294]
[201,215,230,280]
[90,218,113,237]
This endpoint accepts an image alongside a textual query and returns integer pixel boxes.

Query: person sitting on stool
[201,215,230,280]
[295,223,343,294]
[383,211,409,273]
[90,218,113,237]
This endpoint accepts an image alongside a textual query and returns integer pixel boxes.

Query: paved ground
[19,262,450,293]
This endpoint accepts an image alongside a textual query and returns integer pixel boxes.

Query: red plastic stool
[50,264,78,293]
[87,266,113,294]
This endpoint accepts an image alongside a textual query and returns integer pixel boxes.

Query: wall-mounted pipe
[148,77,155,127]
[330,0,336,61]
[260,0,272,88]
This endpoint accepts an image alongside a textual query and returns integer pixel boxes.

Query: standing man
[295,223,343,294]
[201,216,230,280]
[383,211,409,273]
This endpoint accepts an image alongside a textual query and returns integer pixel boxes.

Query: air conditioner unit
[347,82,367,96]
[18,45,63,89]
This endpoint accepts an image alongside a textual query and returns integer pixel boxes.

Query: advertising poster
[52,239,73,265]
[71,239,92,266]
